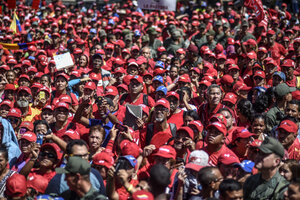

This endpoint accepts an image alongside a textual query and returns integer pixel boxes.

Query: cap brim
[55,167,69,174]
[185,163,204,171]
[258,146,273,154]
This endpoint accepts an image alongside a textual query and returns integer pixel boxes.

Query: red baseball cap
[177,127,194,139]
[105,43,114,50]
[176,48,186,54]
[117,84,128,92]
[56,73,69,81]
[277,120,298,133]
[70,71,80,78]
[41,143,63,160]
[27,174,49,194]
[218,153,240,165]
[178,75,191,83]
[247,51,257,60]
[221,75,234,85]
[232,127,255,142]
[7,108,22,118]
[189,120,204,133]
[84,81,96,90]
[227,38,235,45]
[191,67,201,74]
[154,98,170,111]
[228,64,239,71]
[20,132,37,142]
[19,74,30,81]
[253,70,266,79]
[131,75,143,84]
[223,92,237,105]
[62,129,80,140]
[93,151,114,169]
[207,122,227,135]
[58,95,72,104]
[139,104,150,116]
[152,145,176,159]
[5,84,15,91]
[210,113,227,127]
[199,80,212,87]
[292,90,300,100]
[132,190,154,200]
[166,91,179,100]
[18,86,32,96]
[267,30,275,35]
[281,59,295,68]
[42,105,54,111]
[105,86,118,96]
[20,121,34,131]
[258,47,267,53]
[5,174,27,197]
[54,102,69,110]
[120,140,142,158]
[0,100,13,108]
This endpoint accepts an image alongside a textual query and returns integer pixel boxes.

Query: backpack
[119,93,149,106]
[145,123,177,146]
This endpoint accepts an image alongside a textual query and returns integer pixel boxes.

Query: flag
[244,0,265,22]
[9,12,22,34]
[0,41,37,50]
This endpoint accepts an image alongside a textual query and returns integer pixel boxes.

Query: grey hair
[207,84,222,95]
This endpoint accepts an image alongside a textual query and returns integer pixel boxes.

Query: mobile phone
[36,134,44,145]
[39,91,46,100]
[116,123,128,132]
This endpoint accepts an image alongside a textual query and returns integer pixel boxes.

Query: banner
[7,0,16,9]
[244,0,265,22]
[32,0,40,9]
[54,52,74,70]
[137,0,176,11]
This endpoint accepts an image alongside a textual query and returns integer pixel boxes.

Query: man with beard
[166,91,184,128]
[140,99,177,148]
[16,86,41,122]
[244,137,289,199]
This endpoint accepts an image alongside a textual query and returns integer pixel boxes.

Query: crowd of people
[0,0,299,199]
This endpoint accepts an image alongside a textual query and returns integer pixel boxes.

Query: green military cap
[56,157,91,175]
[98,29,107,37]
[200,23,206,29]
[216,21,222,26]
[124,34,132,41]
[207,29,215,36]
[242,20,249,27]
[172,30,181,38]
[142,35,150,42]
[223,22,229,28]
[274,83,296,98]
[258,137,285,158]
[147,27,157,35]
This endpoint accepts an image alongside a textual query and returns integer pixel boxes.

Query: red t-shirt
[28,169,56,183]
[201,144,238,166]
[167,110,184,129]
[50,118,74,138]
[288,137,300,160]
[116,179,139,200]
[120,93,155,109]
[198,103,226,128]
[52,91,79,107]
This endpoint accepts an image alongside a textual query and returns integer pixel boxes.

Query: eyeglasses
[40,151,56,159]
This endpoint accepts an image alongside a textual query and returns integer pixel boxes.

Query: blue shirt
[89,119,113,147]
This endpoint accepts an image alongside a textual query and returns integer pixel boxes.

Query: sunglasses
[40,151,56,159]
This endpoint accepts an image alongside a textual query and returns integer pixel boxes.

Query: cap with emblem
[56,156,91,175]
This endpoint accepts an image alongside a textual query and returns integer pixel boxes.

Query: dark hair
[280,116,298,124]
[251,113,266,124]
[33,120,51,134]
[197,166,218,187]
[183,110,199,121]
[253,93,269,113]
[287,100,300,112]
[149,164,170,189]
[0,145,8,161]
[104,97,114,107]
[179,86,192,99]
[265,87,276,108]
[237,99,254,122]
[66,139,88,155]
[41,74,52,84]
[219,179,242,198]
[171,57,181,65]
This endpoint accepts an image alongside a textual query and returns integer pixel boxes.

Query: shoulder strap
[146,123,154,146]
[143,94,149,106]
[50,90,56,104]
[66,90,73,104]
[166,123,177,144]
[119,93,128,105]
